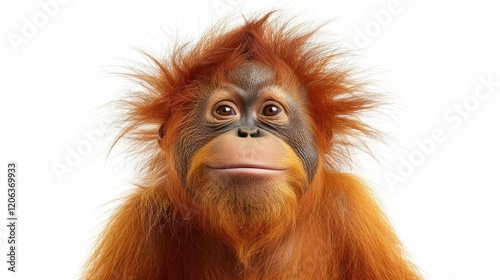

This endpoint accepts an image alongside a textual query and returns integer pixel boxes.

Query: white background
[1,0,499,279]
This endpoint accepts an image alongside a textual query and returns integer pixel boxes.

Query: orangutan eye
[211,101,240,122]
[262,104,282,116]
[216,105,236,116]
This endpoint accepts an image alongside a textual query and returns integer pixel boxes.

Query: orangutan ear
[157,123,166,145]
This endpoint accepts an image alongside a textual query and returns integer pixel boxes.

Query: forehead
[220,62,304,105]
[228,63,275,91]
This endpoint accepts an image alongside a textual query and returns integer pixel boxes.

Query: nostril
[237,127,260,138]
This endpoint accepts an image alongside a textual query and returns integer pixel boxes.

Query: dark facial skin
[173,62,318,188]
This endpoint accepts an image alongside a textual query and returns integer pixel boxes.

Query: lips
[207,163,285,176]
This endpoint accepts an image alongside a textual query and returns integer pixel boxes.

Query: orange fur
[83,12,420,280]
[83,171,419,279]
